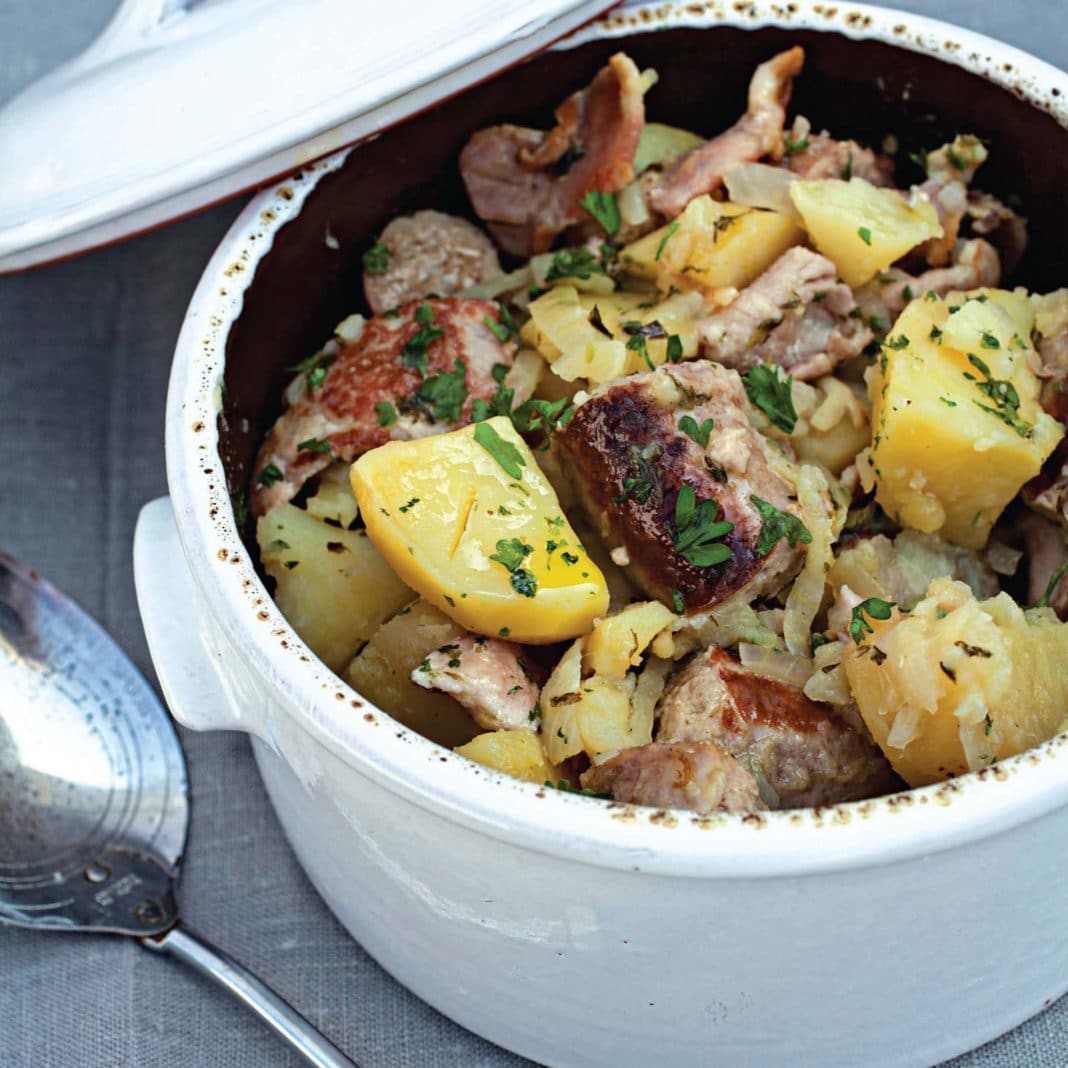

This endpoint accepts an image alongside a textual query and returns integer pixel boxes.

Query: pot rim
[166,0,1068,879]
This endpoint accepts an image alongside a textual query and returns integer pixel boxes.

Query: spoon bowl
[0,551,353,1068]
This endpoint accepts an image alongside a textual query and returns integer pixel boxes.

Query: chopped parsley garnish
[929,324,943,342]
[307,366,328,391]
[560,551,579,565]
[622,319,668,371]
[848,598,896,644]
[671,589,685,614]
[857,226,873,246]
[401,302,444,377]
[1035,560,1068,608]
[750,496,813,557]
[489,538,537,598]
[258,462,283,487]
[843,151,853,181]
[578,190,621,236]
[484,316,511,342]
[473,421,526,479]
[665,334,683,363]
[544,247,606,282]
[230,488,249,531]
[543,778,610,799]
[415,358,468,422]
[296,437,333,456]
[783,134,809,154]
[886,334,909,350]
[613,474,655,504]
[672,484,734,568]
[398,498,420,514]
[375,400,397,426]
[678,415,714,448]
[655,220,680,262]
[811,632,832,652]
[965,354,1031,437]
[362,242,390,275]
[980,331,1001,349]
[939,395,958,407]
[511,396,575,441]
[743,363,797,434]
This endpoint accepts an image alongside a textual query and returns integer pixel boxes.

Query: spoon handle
[142,924,357,1068]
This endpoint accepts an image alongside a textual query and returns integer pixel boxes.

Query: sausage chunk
[648,47,804,218]
[656,647,896,808]
[363,211,502,315]
[460,53,646,257]
[252,298,513,516]
[580,740,764,814]
[699,246,871,380]
[555,361,806,613]
[411,636,541,732]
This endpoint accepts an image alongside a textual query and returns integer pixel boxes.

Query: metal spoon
[0,552,355,1068]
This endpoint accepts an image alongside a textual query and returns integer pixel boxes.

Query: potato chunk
[869,292,1063,548]
[455,729,557,784]
[843,578,1068,786]
[350,417,609,643]
[790,177,942,286]
[345,599,478,748]
[582,601,674,678]
[257,504,412,671]
[621,196,802,296]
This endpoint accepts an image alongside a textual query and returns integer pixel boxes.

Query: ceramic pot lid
[0,0,617,273]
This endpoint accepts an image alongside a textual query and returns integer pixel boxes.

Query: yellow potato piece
[790,177,942,286]
[843,578,1068,786]
[257,504,412,671]
[870,292,1063,548]
[621,196,803,296]
[455,729,558,784]
[350,417,609,643]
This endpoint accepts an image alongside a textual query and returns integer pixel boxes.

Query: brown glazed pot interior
[219,25,1068,529]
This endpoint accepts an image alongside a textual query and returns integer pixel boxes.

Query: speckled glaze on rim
[166,0,1068,879]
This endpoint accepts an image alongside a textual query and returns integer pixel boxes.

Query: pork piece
[1032,289,1068,422]
[1016,511,1068,619]
[865,238,1001,324]
[966,191,1028,276]
[555,361,806,613]
[363,211,502,315]
[460,53,646,257]
[252,298,513,516]
[699,246,871,380]
[1023,440,1068,534]
[915,135,988,267]
[784,117,894,186]
[648,46,804,218]
[657,647,896,808]
[580,740,764,814]
[411,636,541,732]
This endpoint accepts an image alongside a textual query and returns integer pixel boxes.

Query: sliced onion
[985,539,1023,576]
[723,163,802,220]
[618,180,650,229]
[738,643,814,690]
[459,264,533,300]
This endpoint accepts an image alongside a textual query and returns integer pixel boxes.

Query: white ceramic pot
[134,4,1068,1065]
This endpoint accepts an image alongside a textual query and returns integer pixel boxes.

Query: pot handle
[134,497,262,738]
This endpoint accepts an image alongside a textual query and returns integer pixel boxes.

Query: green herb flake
[887,334,909,351]
[665,334,683,363]
[375,400,398,427]
[362,242,390,275]
[678,415,714,448]
[929,324,943,342]
[474,422,526,479]
[398,497,420,514]
[848,598,896,644]
[672,484,735,569]
[750,495,813,557]
[307,366,328,391]
[578,190,621,236]
[415,358,468,422]
[544,247,606,282]
[783,135,809,155]
[939,395,958,407]
[671,589,685,614]
[296,437,333,456]
[980,331,1001,349]
[258,462,283,487]
[858,226,873,246]
[1035,560,1068,608]
[743,364,797,434]
[655,220,680,262]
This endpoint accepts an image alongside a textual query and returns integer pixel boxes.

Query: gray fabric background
[0,1,1065,1065]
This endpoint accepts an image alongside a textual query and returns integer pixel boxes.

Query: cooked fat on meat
[656,647,897,807]
[555,361,807,614]
[363,211,502,315]
[411,636,541,732]
[251,298,514,516]
[460,53,646,257]
[699,246,872,380]
[648,47,804,219]
[580,740,765,814]
[784,117,894,187]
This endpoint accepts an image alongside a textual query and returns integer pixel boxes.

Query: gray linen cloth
[0,1,1065,1064]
